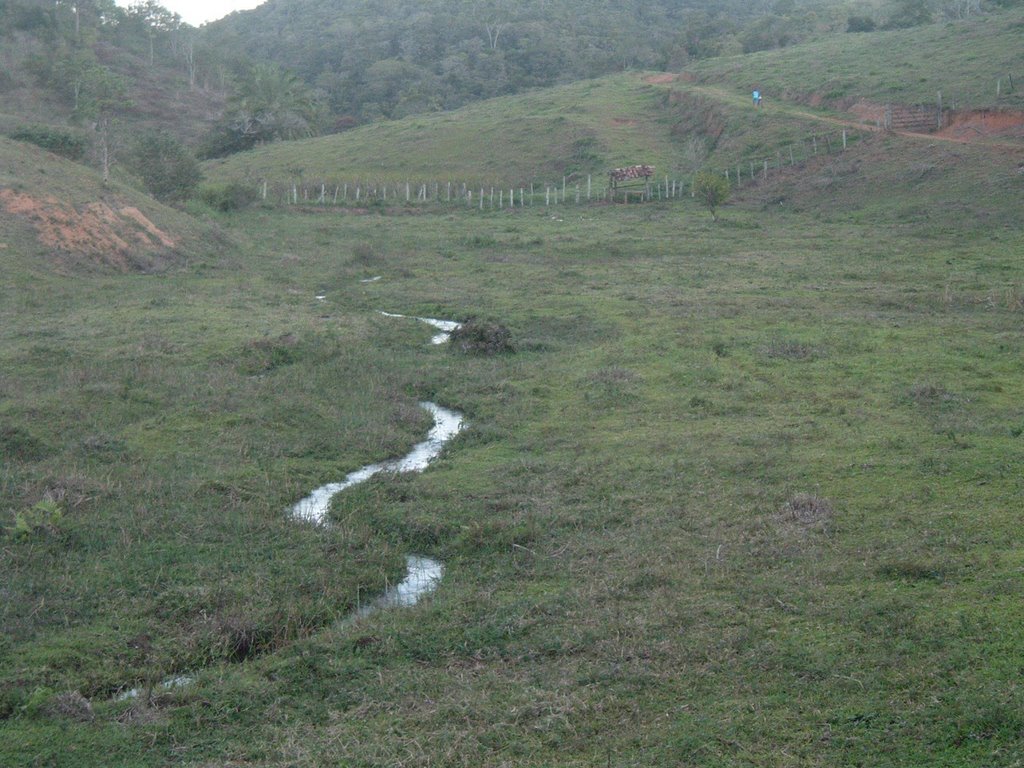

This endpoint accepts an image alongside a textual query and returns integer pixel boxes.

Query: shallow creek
[117,313,464,700]
[378,311,461,345]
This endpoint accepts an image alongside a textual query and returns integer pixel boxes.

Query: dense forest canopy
[201,0,852,123]
[2,0,1020,159]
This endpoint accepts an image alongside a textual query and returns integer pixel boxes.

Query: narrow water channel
[117,315,464,700]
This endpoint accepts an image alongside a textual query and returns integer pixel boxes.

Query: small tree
[126,130,202,202]
[692,171,730,221]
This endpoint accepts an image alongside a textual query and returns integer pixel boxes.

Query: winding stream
[378,311,462,345]
[117,313,463,701]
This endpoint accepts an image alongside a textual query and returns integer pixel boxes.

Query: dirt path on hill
[644,75,1024,154]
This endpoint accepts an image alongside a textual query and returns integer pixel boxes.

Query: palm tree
[229,63,321,145]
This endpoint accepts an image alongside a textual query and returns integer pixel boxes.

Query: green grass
[203,73,726,187]
[3,195,1024,765]
[685,8,1024,111]
[4,16,1024,764]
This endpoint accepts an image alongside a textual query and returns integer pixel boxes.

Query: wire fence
[251,126,870,210]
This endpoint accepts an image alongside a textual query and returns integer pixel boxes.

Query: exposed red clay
[0,189,177,270]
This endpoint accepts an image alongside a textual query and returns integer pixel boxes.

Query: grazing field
[3,191,1024,765]
[685,7,1024,112]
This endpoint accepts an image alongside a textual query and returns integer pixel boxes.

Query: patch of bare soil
[0,188,178,271]
[937,109,1024,140]
[610,117,640,126]
[643,73,679,85]
[847,100,1024,141]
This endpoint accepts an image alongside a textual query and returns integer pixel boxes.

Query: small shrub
[0,425,49,460]
[46,691,94,722]
[125,130,202,202]
[198,181,258,212]
[21,687,56,718]
[692,170,730,221]
[782,493,834,525]
[450,318,514,355]
[846,15,876,32]
[13,500,63,539]
[0,685,28,720]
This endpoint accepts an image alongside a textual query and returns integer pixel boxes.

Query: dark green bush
[846,15,876,32]
[9,125,88,161]
[198,181,259,212]
[125,131,202,202]
[450,318,514,355]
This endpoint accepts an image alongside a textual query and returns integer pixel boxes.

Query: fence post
[480,189,484,210]
[546,187,550,206]
[763,160,768,180]
[588,175,592,200]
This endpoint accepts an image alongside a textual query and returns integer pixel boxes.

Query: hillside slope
[685,7,1024,111]
[0,136,214,272]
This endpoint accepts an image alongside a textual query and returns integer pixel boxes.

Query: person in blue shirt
[752,90,762,107]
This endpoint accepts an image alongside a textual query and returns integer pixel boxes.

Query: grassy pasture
[202,72,844,188]
[3,194,1024,765]
[4,13,1024,764]
[685,7,1024,111]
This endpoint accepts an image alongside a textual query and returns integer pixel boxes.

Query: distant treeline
[200,0,973,128]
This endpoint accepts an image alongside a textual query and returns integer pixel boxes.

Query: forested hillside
[200,0,859,124]
[0,0,226,141]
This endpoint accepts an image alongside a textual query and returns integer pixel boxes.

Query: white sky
[120,0,266,27]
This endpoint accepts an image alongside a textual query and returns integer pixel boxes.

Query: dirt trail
[646,75,1024,154]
